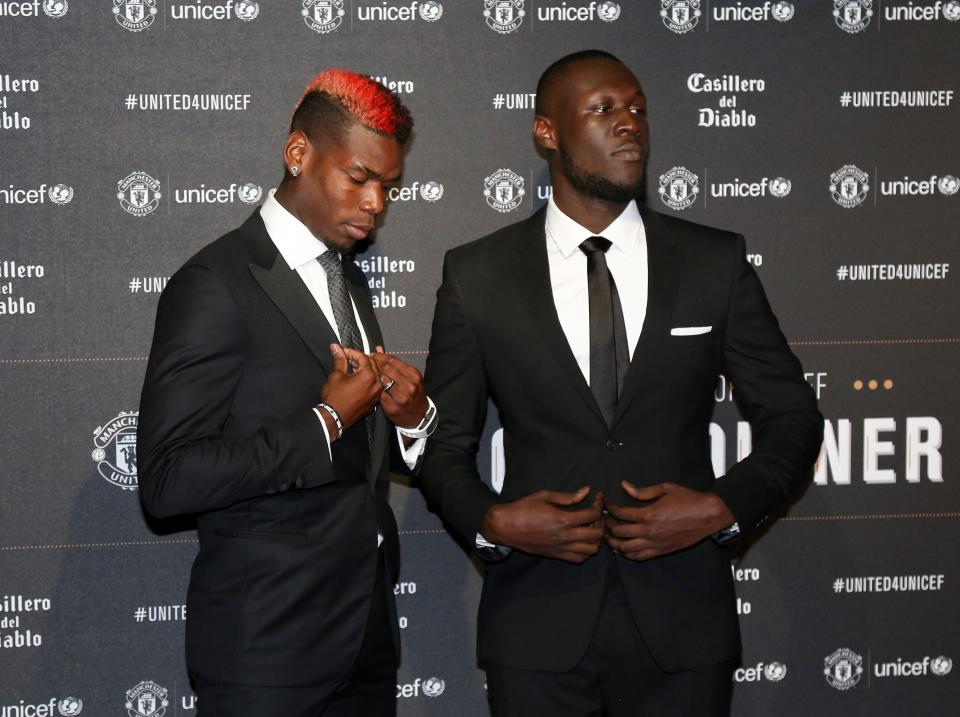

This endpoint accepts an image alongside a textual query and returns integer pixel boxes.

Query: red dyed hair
[298,69,413,144]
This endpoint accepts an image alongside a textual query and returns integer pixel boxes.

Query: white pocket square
[670,326,712,336]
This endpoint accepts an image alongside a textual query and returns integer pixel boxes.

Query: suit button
[294,476,305,489]
[605,440,622,451]
[278,482,289,492]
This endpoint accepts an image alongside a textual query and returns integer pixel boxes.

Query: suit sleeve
[419,252,501,545]
[708,235,824,532]
[137,263,331,519]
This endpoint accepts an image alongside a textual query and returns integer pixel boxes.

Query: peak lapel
[612,207,682,425]
[514,209,606,426]
[243,212,339,376]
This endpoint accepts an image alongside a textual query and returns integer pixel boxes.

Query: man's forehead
[564,59,644,95]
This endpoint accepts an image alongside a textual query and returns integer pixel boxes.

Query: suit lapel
[244,210,339,374]
[612,206,682,425]
[514,209,606,425]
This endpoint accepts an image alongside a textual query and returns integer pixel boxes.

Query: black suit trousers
[485,550,735,717]
[191,552,397,717]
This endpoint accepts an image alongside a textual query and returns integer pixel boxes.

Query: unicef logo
[57,698,83,716]
[422,677,445,698]
[92,411,139,490]
[238,182,263,204]
[113,0,159,32]
[420,181,444,201]
[419,1,443,21]
[125,681,168,717]
[764,662,787,682]
[931,656,953,676]
[235,0,259,20]
[661,0,701,33]
[833,0,872,33]
[658,166,700,211]
[43,0,69,18]
[484,169,525,213]
[937,174,959,196]
[829,164,869,208]
[484,0,524,33]
[769,177,792,198]
[598,1,620,22]
[772,1,794,21]
[303,0,345,33]
[944,1,960,21]
[118,171,162,217]
[824,648,864,691]
[48,183,74,205]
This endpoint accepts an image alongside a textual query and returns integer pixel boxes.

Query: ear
[533,115,557,152]
[283,130,310,172]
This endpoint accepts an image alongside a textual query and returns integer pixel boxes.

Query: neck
[551,183,628,235]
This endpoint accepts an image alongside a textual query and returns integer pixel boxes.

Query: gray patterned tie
[317,250,374,463]
[317,251,364,352]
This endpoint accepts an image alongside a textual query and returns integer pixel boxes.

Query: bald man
[419,50,822,716]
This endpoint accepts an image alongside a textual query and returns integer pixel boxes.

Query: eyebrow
[351,163,401,182]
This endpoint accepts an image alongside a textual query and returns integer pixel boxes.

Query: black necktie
[317,251,363,352]
[579,236,630,427]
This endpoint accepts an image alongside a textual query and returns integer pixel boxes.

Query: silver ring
[383,378,396,392]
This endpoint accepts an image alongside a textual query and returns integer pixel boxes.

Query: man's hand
[604,481,736,561]
[480,487,604,564]
[318,344,382,439]
[369,346,429,429]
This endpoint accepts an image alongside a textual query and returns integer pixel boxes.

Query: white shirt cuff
[312,407,333,463]
[396,430,427,469]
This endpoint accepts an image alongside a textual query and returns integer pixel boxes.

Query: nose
[359,184,386,216]
[614,108,644,136]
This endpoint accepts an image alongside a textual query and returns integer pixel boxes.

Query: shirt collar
[260,188,333,270]
[545,195,643,259]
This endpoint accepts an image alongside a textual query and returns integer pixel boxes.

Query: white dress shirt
[259,189,427,506]
[545,196,649,383]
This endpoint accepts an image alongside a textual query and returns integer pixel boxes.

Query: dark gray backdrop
[1,1,958,715]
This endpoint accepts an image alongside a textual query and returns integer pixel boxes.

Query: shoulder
[445,209,543,266]
[644,206,741,246]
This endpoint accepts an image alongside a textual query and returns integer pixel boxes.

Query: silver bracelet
[316,403,343,439]
[397,401,438,439]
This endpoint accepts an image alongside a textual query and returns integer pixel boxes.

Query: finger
[330,344,348,374]
[603,499,644,523]
[380,372,396,392]
[375,345,386,354]
[606,534,657,554]
[562,525,605,543]
[561,541,602,557]
[372,353,422,382]
[622,481,668,502]
[544,486,590,506]
[342,347,374,372]
[607,520,649,539]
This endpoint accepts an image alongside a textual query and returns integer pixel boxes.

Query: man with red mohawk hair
[138,69,432,716]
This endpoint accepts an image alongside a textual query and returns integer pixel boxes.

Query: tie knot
[579,236,612,255]
[317,251,342,275]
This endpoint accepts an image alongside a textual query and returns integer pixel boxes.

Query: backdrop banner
[1,2,957,715]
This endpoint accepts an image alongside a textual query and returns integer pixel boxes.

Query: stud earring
[290,166,300,177]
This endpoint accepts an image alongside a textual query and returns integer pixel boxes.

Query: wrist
[396,398,438,438]
[316,402,343,442]
[480,504,504,545]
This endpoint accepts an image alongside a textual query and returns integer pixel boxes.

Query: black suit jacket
[419,205,823,672]
[138,210,401,687]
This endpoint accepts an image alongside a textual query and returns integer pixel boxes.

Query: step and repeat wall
[1,1,957,715]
